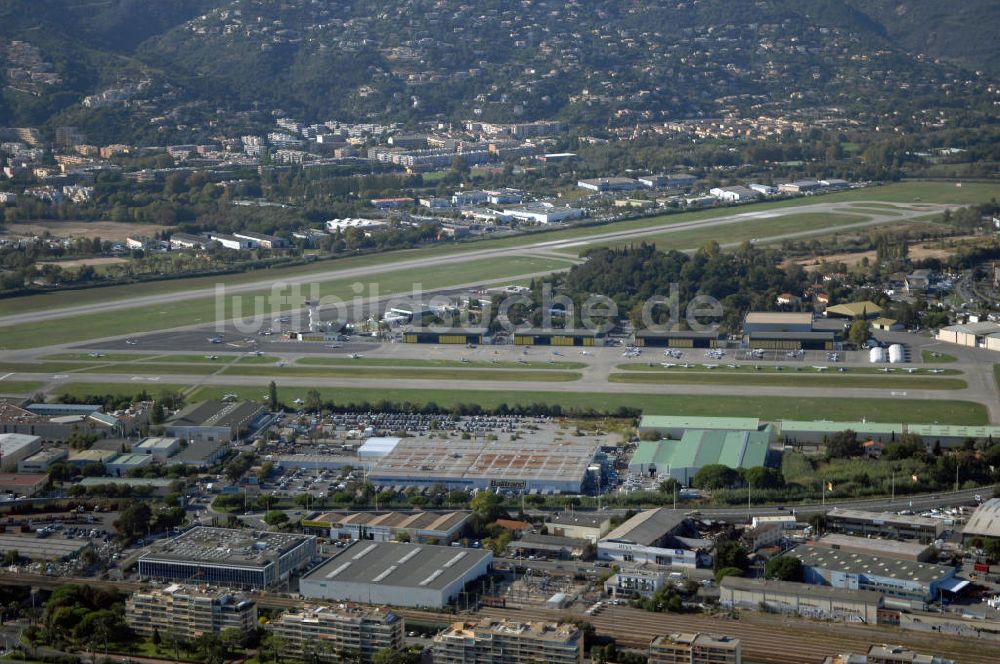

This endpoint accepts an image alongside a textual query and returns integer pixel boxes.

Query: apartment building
[268,605,402,663]
[125,584,257,640]
[649,633,742,664]
[433,619,583,664]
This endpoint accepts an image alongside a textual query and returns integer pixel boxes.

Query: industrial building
[935,322,1000,352]
[778,421,904,445]
[906,424,1000,448]
[742,312,842,350]
[813,534,935,563]
[299,541,492,609]
[369,433,600,493]
[719,576,882,624]
[164,400,268,444]
[134,436,181,459]
[577,176,641,192]
[637,416,764,439]
[787,544,957,603]
[503,203,585,224]
[16,446,67,473]
[268,605,403,664]
[633,329,721,348]
[648,633,742,664]
[302,510,471,544]
[67,449,117,468]
[510,328,606,347]
[961,498,1000,543]
[0,433,42,470]
[545,512,612,543]
[433,619,583,664]
[825,508,946,544]
[0,402,148,440]
[506,533,590,560]
[824,301,883,319]
[138,527,317,589]
[170,439,227,467]
[125,584,258,640]
[105,453,155,477]
[0,473,48,497]
[628,429,771,485]
[402,328,489,345]
[598,509,702,568]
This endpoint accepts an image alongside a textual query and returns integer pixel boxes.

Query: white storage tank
[869,347,886,363]
[888,344,905,364]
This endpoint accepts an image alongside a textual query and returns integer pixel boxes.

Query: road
[0,199,944,330]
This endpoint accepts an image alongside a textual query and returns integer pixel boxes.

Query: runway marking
[0,373,12,381]
[52,374,68,379]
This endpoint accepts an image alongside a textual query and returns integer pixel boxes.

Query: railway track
[5,573,997,663]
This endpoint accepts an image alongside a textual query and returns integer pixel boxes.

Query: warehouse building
[824,301,882,320]
[170,439,227,467]
[402,328,489,345]
[134,436,181,459]
[433,619,583,664]
[0,402,149,440]
[507,533,591,560]
[138,527,317,589]
[0,433,42,470]
[637,416,764,439]
[825,508,946,544]
[577,176,641,192]
[935,322,1000,351]
[719,576,882,624]
[961,498,1000,544]
[105,453,155,477]
[299,541,492,609]
[269,605,402,664]
[779,421,904,446]
[742,312,843,350]
[648,633,741,664]
[598,508,702,568]
[786,544,957,603]
[164,400,268,444]
[813,534,935,563]
[510,328,606,347]
[906,424,1000,448]
[0,473,48,497]
[126,584,257,640]
[545,512,612,544]
[369,434,600,493]
[66,449,117,469]
[633,329,721,349]
[302,510,471,544]
[628,428,771,485]
[17,447,67,473]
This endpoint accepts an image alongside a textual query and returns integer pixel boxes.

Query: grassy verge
[48,382,989,424]
[922,350,958,363]
[220,365,582,382]
[609,371,967,390]
[296,356,587,370]
[0,380,45,394]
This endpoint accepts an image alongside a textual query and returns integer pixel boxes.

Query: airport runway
[0,199,946,329]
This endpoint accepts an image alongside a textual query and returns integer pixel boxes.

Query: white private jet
[350,353,363,359]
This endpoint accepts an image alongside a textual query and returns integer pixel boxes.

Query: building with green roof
[779,420,903,444]
[638,416,763,439]
[629,428,771,485]
[905,424,1000,447]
